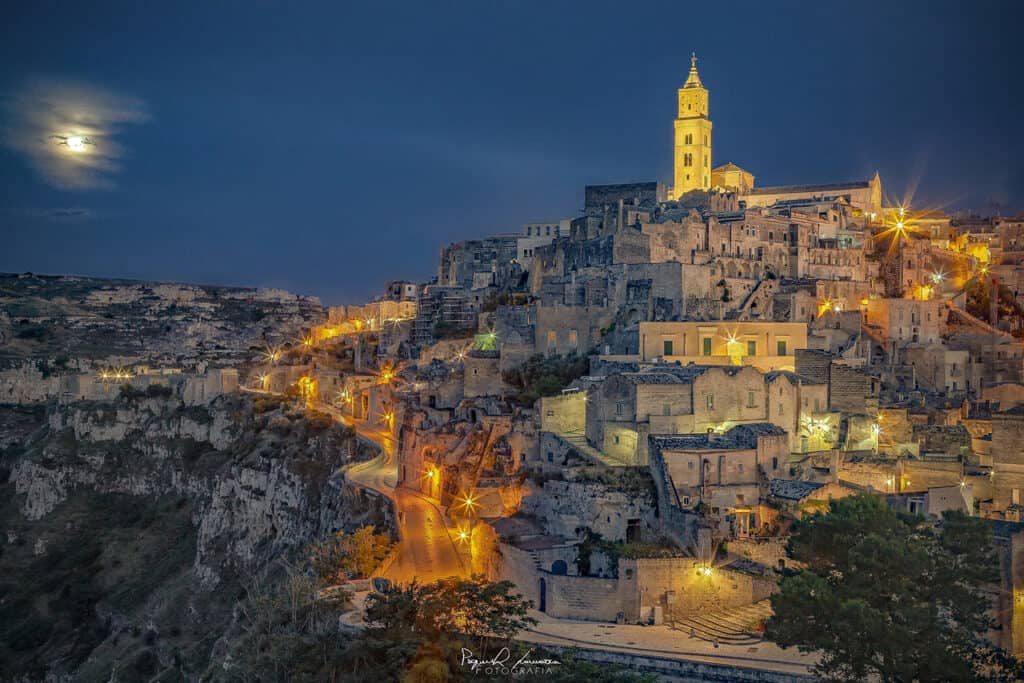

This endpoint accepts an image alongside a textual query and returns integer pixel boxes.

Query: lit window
[747,341,757,356]
[568,329,578,347]
[706,394,714,409]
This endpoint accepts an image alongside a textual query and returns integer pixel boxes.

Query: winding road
[320,403,467,583]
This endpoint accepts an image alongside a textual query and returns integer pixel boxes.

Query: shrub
[502,353,589,406]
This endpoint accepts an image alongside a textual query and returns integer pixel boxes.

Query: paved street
[320,401,467,584]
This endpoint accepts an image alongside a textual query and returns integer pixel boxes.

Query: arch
[551,560,568,575]
[538,578,547,612]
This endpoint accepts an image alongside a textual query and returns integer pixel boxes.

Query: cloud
[0,206,97,223]
[2,78,149,190]
[36,207,95,221]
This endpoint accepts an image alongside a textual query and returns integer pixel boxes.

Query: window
[747,391,756,408]
[615,401,624,415]
[814,398,821,411]
[663,339,673,356]
[684,133,693,144]
[706,394,714,409]
[663,404,671,416]
[547,330,556,347]
[737,463,744,473]
[778,402,784,415]
[777,340,787,355]
[546,225,551,235]
[614,435,620,445]
[688,461,695,470]
[747,341,757,356]
[568,329,578,347]
[702,337,712,355]
[546,410,555,416]
[772,456,779,470]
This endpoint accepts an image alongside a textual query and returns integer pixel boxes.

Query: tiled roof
[622,372,685,385]
[748,181,870,195]
[651,423,786,451]
[712,162,751,174]
[769,479,825,501]
[763,370,826,385]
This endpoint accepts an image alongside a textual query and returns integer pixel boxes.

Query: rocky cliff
[0,393,387,681]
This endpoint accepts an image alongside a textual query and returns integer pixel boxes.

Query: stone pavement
[519,610,816,678]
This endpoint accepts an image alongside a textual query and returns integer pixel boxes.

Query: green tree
[765,495,1023,683]
[310,525,394,582]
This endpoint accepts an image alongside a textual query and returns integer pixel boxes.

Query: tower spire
[684,51,703,88]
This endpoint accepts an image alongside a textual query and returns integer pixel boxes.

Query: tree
[765,495,1024,683]
[310,526,394,582]
[364,575,536,644]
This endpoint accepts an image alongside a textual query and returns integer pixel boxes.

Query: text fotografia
[460,648,560,676]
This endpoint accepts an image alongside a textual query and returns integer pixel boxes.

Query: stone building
[583,363,820,464]
[411,285,478,346]
[635,320,808,371]
[437,235,519,289]
[650,424,789,538]
[516,219,570,271]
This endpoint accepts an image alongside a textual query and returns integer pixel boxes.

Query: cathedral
[670,54,883,216]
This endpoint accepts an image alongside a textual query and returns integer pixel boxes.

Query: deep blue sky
[2,1,1022,303]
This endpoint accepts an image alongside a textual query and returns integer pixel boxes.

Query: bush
[503,353,589,406]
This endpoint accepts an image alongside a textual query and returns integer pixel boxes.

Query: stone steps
[669,600,772,646]
[559,434,632,468]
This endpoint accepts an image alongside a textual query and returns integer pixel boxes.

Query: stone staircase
[668,600,773,646]
[557,433,633,468]
[729,278,776,321]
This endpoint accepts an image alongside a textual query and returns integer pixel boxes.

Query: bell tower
[672,52,712,199]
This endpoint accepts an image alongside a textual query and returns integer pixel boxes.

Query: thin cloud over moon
[2,78,149,190]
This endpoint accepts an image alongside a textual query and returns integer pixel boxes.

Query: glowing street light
[459,493,477,515]
[700,565,713,577]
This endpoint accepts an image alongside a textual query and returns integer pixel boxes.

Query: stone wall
[629,557,777,619]
[539,392,586,434]
[520,478,657,543]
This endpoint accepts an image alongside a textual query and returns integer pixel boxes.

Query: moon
[66,135,87,152]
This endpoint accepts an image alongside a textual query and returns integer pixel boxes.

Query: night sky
[2,1,1022,303]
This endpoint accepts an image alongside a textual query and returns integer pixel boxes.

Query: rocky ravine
[0,393,388,681]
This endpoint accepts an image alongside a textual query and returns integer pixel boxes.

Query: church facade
[670,54,883,216]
